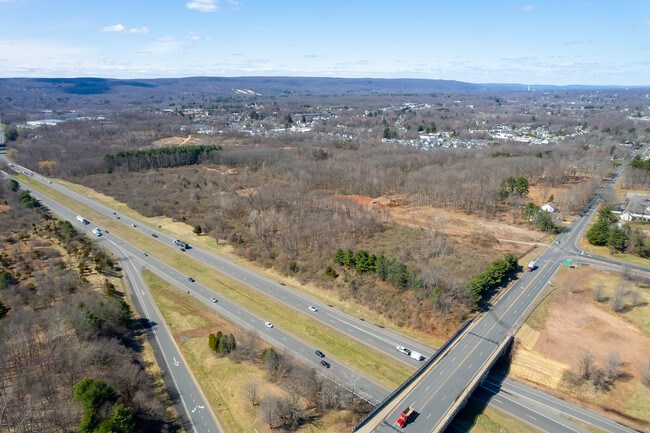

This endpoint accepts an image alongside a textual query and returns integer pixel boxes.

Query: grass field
[144,270,279,433]
[452,399,538,433]
[16,174,414,389]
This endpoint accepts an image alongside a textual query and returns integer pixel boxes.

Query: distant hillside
[2,76,647,112]
[1,76,485,97]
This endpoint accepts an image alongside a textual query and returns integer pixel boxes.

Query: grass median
[55,178,445,348]
[17,174,413,389]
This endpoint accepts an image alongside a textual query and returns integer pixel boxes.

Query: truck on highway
[396,406,416,427]
[91,227,102,236]
[76,215,89,225]
[527,261,536,271]
[173,239,189,249]
[410,351,424,361]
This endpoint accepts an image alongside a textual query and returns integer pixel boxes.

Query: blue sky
[0,0,648,85]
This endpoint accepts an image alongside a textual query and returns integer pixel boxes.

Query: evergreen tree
[333,248,345,264]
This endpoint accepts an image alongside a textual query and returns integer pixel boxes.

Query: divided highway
[370,157,645,432]
[2,154,640,433]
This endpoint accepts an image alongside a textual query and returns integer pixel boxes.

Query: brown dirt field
[527,175,595,205]
[0,204,10,212]
[334,194,543,244]
[152,135,201,147]
[534,266,650,380]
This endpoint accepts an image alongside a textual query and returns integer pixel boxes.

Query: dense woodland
[3,88,649,335]
[0,179,175,432]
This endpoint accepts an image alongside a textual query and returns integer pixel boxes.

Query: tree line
[466,253,518,307]
[104,144,221,172]
[586,207,650,257]
[332,248,422,291]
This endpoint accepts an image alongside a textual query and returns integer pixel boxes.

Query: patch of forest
[0,179,178,433]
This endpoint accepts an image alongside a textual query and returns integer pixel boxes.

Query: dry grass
[18,175,413,389]
[509,347,569,389]
[453,399,539,433]
[516,324,540,350]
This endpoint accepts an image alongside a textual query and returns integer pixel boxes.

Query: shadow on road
[442,344,512,432]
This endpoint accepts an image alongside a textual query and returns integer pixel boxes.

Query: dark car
[320,360,330,368]
[188,277,195,282]
[151,233,158,238]
[180,248,185,252]
[315,350,325,358]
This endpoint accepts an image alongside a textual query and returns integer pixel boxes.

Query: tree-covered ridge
[104,144,220,172]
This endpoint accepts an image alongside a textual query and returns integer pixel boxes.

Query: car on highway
[116,216,120,219]
[143,252,148,257]
[210,296,217,303]
[131,223,137,227]
[48,180,52,184]
[308,306,318,312]
[188,277,195,282]
[315,350,325,357]
[151,233,158,238]
[264,321,273,328]
[396,346,411,355]
[180,248,185,252]
[320,360,330,368]
[112,212,116,215]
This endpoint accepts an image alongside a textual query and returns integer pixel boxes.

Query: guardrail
[351,316,476,432]
[434,334,514,433]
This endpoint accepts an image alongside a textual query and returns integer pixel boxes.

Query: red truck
[396,406,415,427]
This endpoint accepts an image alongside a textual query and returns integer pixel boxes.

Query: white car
[264,322,273,328]
[131,223,137,227]
[308,306,318,312]
[210,296,217,303]
[396,346,411,355]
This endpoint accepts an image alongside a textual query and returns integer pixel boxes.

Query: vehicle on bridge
[396,406,415,427]
[527,260,536,271]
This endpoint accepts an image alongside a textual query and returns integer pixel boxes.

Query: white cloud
[125,27,149,34]
[186,32,201,41]
[635,21,650,28]
[186,0,218,12]
[102,24,149,34]
[103,24,126,32]
[519,5,534,11]
[155,35,178,42]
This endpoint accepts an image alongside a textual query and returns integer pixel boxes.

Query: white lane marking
[427,413,432,419]
[425,385,430,391]
[173,357,180,367]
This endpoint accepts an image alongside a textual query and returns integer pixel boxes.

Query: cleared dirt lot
[511,265,650,429]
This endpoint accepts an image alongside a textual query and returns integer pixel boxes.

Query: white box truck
[76,215,89,224]
[410,351,424,361]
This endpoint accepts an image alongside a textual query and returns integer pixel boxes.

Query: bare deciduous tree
[244,380,261,406]
[610,285,626,312]
[578,349,595,380]
[592,281,605,302]
[259,395,278,429]
[604,352,622,381]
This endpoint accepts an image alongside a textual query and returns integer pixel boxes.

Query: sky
[0,0,648,85]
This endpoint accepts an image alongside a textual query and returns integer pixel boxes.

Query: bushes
[466,253,518,308]
[586,206,650,257]
[332,248,421,291]
[208,331,236,354]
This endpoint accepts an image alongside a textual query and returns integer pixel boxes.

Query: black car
[151,233,158,238]
[315,350,325,358]
[320,360,330,368]
[188,277,195,282]
[180,248,185,252]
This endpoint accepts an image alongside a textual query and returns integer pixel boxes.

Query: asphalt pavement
[1,155,641,433]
